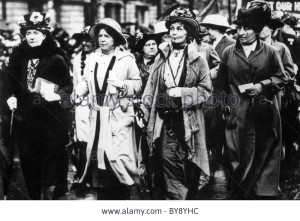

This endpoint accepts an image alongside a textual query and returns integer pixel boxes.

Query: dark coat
[215,39,288,198]
[136,53,156,93]
[6,37,72,199]
[8,40,72,123]
[276,30,300,83]
[215,35,235,58]
[197,41,220,80]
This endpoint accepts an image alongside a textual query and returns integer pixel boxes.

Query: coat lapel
[247,40,264,62]
[215,36,225,52]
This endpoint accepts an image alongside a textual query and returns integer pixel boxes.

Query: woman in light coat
[73,18,142,200]
[139,8,211,200]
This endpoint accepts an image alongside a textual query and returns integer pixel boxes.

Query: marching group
[1,0,300,200]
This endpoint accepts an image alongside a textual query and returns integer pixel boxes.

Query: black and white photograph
[0,0,300,219]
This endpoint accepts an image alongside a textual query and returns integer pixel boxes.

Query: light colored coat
[73,51,91,142]
[141,42,212,176]
[77,47,142,185]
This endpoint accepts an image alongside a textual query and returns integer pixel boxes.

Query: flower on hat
[30,12,43,25]
[169,7,193,18]
[44,12,51,25]
[17,16,26,27]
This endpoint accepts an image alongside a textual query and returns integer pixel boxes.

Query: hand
[294,64,298,74]
[7,96,17,110]
[297,111,300,124]
[135,116,145,129]
[167,87,182,97]
[107,78,125,89]
[70,93,83,105]
[245,83,262,97]
[42,93,61,102]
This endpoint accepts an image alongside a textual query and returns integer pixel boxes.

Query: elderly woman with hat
[73,18,142,200]
[6,12,73,199]
[138,7,211,200]
[71,26,96,185]
[134,33,160,92]
[214,2,289,199]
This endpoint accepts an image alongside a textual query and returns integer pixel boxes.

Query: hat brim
[268,19,284,30]
[134,33,160,53]
[200,22,230,29]
[166,17,200,36]
[89,23,127,45]
[72,33,92,41]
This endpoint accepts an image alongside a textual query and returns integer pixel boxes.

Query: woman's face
[259,25,272,40]
[98,29,115,52]
[143,40,158,59]
[237,25,256,44]
[82,39,96,53]
[161,33,171,43]
[26,29,46,47]
[169,22,188,45]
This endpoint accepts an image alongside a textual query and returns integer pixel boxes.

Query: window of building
[105,3,121,22]
[136,5,147,25]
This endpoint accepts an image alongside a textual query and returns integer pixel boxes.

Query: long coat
[77,47,142,186]
[197,41,220,80]
[7,39,72,199]
[141,42,212,176]
[215,35,235,58]
[215,39,288,198]
[73,51,91,142]
[276,30,300,82]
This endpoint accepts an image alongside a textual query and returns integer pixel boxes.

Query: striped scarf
[27,58,40,91]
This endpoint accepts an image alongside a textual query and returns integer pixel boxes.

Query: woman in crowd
[6,12,72,200]
[73,18,142,200]
[134,33,160,91]
[71,26,95,185]
[139,7,211,200]
[214,2,288,199]
[154,21,171,44]
[133,33,161,194]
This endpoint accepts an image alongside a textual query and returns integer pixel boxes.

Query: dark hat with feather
[233,0,271,33]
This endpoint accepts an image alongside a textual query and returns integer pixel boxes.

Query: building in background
[0,0,159,35]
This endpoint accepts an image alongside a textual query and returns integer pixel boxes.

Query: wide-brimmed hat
[233,1,271,33]
[72,26,93,42]
[281,13,299,28]
[17,12,51,35]
[266,11,284,30]
[201,14,230,30]
[134,33,160,53]
[89,18,127,45]
[226,24,237,34]
[154,21,169,34]
[165,7,200,37]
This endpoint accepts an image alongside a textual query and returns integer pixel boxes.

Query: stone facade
[1,0,159,35]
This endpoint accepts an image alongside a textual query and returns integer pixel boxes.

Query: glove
[42,93,61,102]
[167,87,182,97]
[245,83,263,97]
[7,96,17,110]
[107,78,125,89]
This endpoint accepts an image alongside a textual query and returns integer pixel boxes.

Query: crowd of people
[1,0,300,200]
